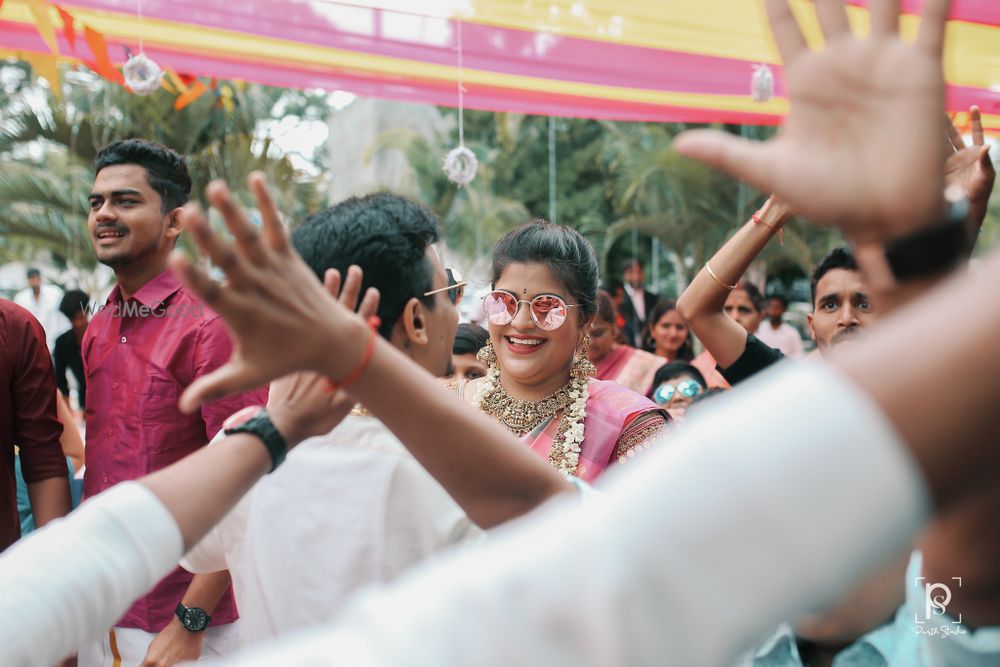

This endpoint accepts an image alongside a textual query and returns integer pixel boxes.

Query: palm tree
[601,122,844,294]
[0,63,324,280]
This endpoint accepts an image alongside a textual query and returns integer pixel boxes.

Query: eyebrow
[818,293,841,304]
[88,189,143,199]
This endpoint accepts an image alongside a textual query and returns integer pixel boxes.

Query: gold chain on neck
[479,378,575,434]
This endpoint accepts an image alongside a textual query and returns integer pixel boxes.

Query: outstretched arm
[676,195,793,368]
[174,178,572,529]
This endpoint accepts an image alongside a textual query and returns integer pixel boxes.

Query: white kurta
[181,415,483,645]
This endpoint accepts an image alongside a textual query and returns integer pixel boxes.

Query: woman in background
[589,290,666,395]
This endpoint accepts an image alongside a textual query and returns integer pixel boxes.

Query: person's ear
[806,313,817,342]
[401,297,429,347]
[165,207,184,239]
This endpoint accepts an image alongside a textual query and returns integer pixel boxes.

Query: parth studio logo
[913,575,967,637]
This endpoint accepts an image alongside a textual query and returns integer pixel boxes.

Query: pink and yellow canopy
[1,0,998,131]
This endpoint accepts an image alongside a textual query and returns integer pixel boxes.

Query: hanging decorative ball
[751,63,774,103]
[123,53,164,96]
[443,145,478,186]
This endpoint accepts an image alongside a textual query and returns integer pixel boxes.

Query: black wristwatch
[223,406,288,472]
[884,197,971,281]
[175,603,211,632]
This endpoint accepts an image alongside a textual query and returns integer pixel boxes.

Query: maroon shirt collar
[107,268,183,309]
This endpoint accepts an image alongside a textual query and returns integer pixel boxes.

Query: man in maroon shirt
[79,140,265,667]
[0,300,72,552]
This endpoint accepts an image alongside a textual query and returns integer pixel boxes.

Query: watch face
[182,607,209,631]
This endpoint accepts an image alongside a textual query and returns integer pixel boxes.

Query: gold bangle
[705,263,738,291]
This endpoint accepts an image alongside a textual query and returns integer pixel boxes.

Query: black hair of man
[292,192,441,340]
[453,323,489,356]
[26,267,41,279]
[59,290,91,321]
[93,139,192,213]
[810,246,858,306]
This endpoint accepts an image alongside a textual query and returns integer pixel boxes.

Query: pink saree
[594,345,667,396]
[524,379,669,482]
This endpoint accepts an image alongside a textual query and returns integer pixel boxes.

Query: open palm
[675,0,951,242]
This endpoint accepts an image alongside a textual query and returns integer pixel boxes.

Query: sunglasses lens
[678,380,702,398]
[484,292,516,325]
[653,384,676,405]
[531,295,568,330]
[453,284,465,305]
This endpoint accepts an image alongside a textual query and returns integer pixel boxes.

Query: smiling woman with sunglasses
[456,220,670,481]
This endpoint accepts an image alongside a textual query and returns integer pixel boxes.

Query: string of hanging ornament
[122,0,163,95]
[443,19,478,186]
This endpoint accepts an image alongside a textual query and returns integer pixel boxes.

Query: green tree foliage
[372,108,850,293]
[0,60,325,273]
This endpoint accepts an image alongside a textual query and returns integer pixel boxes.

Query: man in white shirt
[755,295,805,359]
[182,193,487,646]
[13,268,70,352]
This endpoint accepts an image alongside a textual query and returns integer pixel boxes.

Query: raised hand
[674,0,951,242]
[267,266,380,445]
[172,173,370,413]
[944,106,996,238]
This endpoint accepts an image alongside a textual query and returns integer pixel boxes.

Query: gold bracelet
[705,263,738,291]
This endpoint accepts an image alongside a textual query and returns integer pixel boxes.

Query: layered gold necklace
[475,366,589,476]
[478,380,575,433]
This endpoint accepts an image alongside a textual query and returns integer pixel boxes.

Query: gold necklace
[479,376,575,434]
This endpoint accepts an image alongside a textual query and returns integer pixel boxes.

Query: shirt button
[112,382,119,389]
[120,336,127,343]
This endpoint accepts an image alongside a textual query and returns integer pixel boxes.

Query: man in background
[620,260,658,348]
[14,267,69,352]
[755,294,804,359]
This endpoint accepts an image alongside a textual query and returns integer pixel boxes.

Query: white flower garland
[476,365,590,477]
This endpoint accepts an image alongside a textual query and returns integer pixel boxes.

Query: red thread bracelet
[752,211,783,246]
[324,315,381,393]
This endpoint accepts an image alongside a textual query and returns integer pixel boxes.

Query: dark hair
[595,289,617,325]
[767,294,788,308]
[624,258,643,271]
[59,289,90,321]
[810,246,858,306]
[453,323,489,356]
[650,361,707,399]
[736,281,765,312]
[93,139,191,213]
[26,267,40,279]
[491,219,599,319]
[645,298,693,360]
[292,193,441,339]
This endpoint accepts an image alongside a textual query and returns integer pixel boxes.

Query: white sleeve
[0,482,183,666]
[212,361,930,667]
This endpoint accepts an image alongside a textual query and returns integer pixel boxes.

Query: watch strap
[884,198,971,281]
[224,409,288,472]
